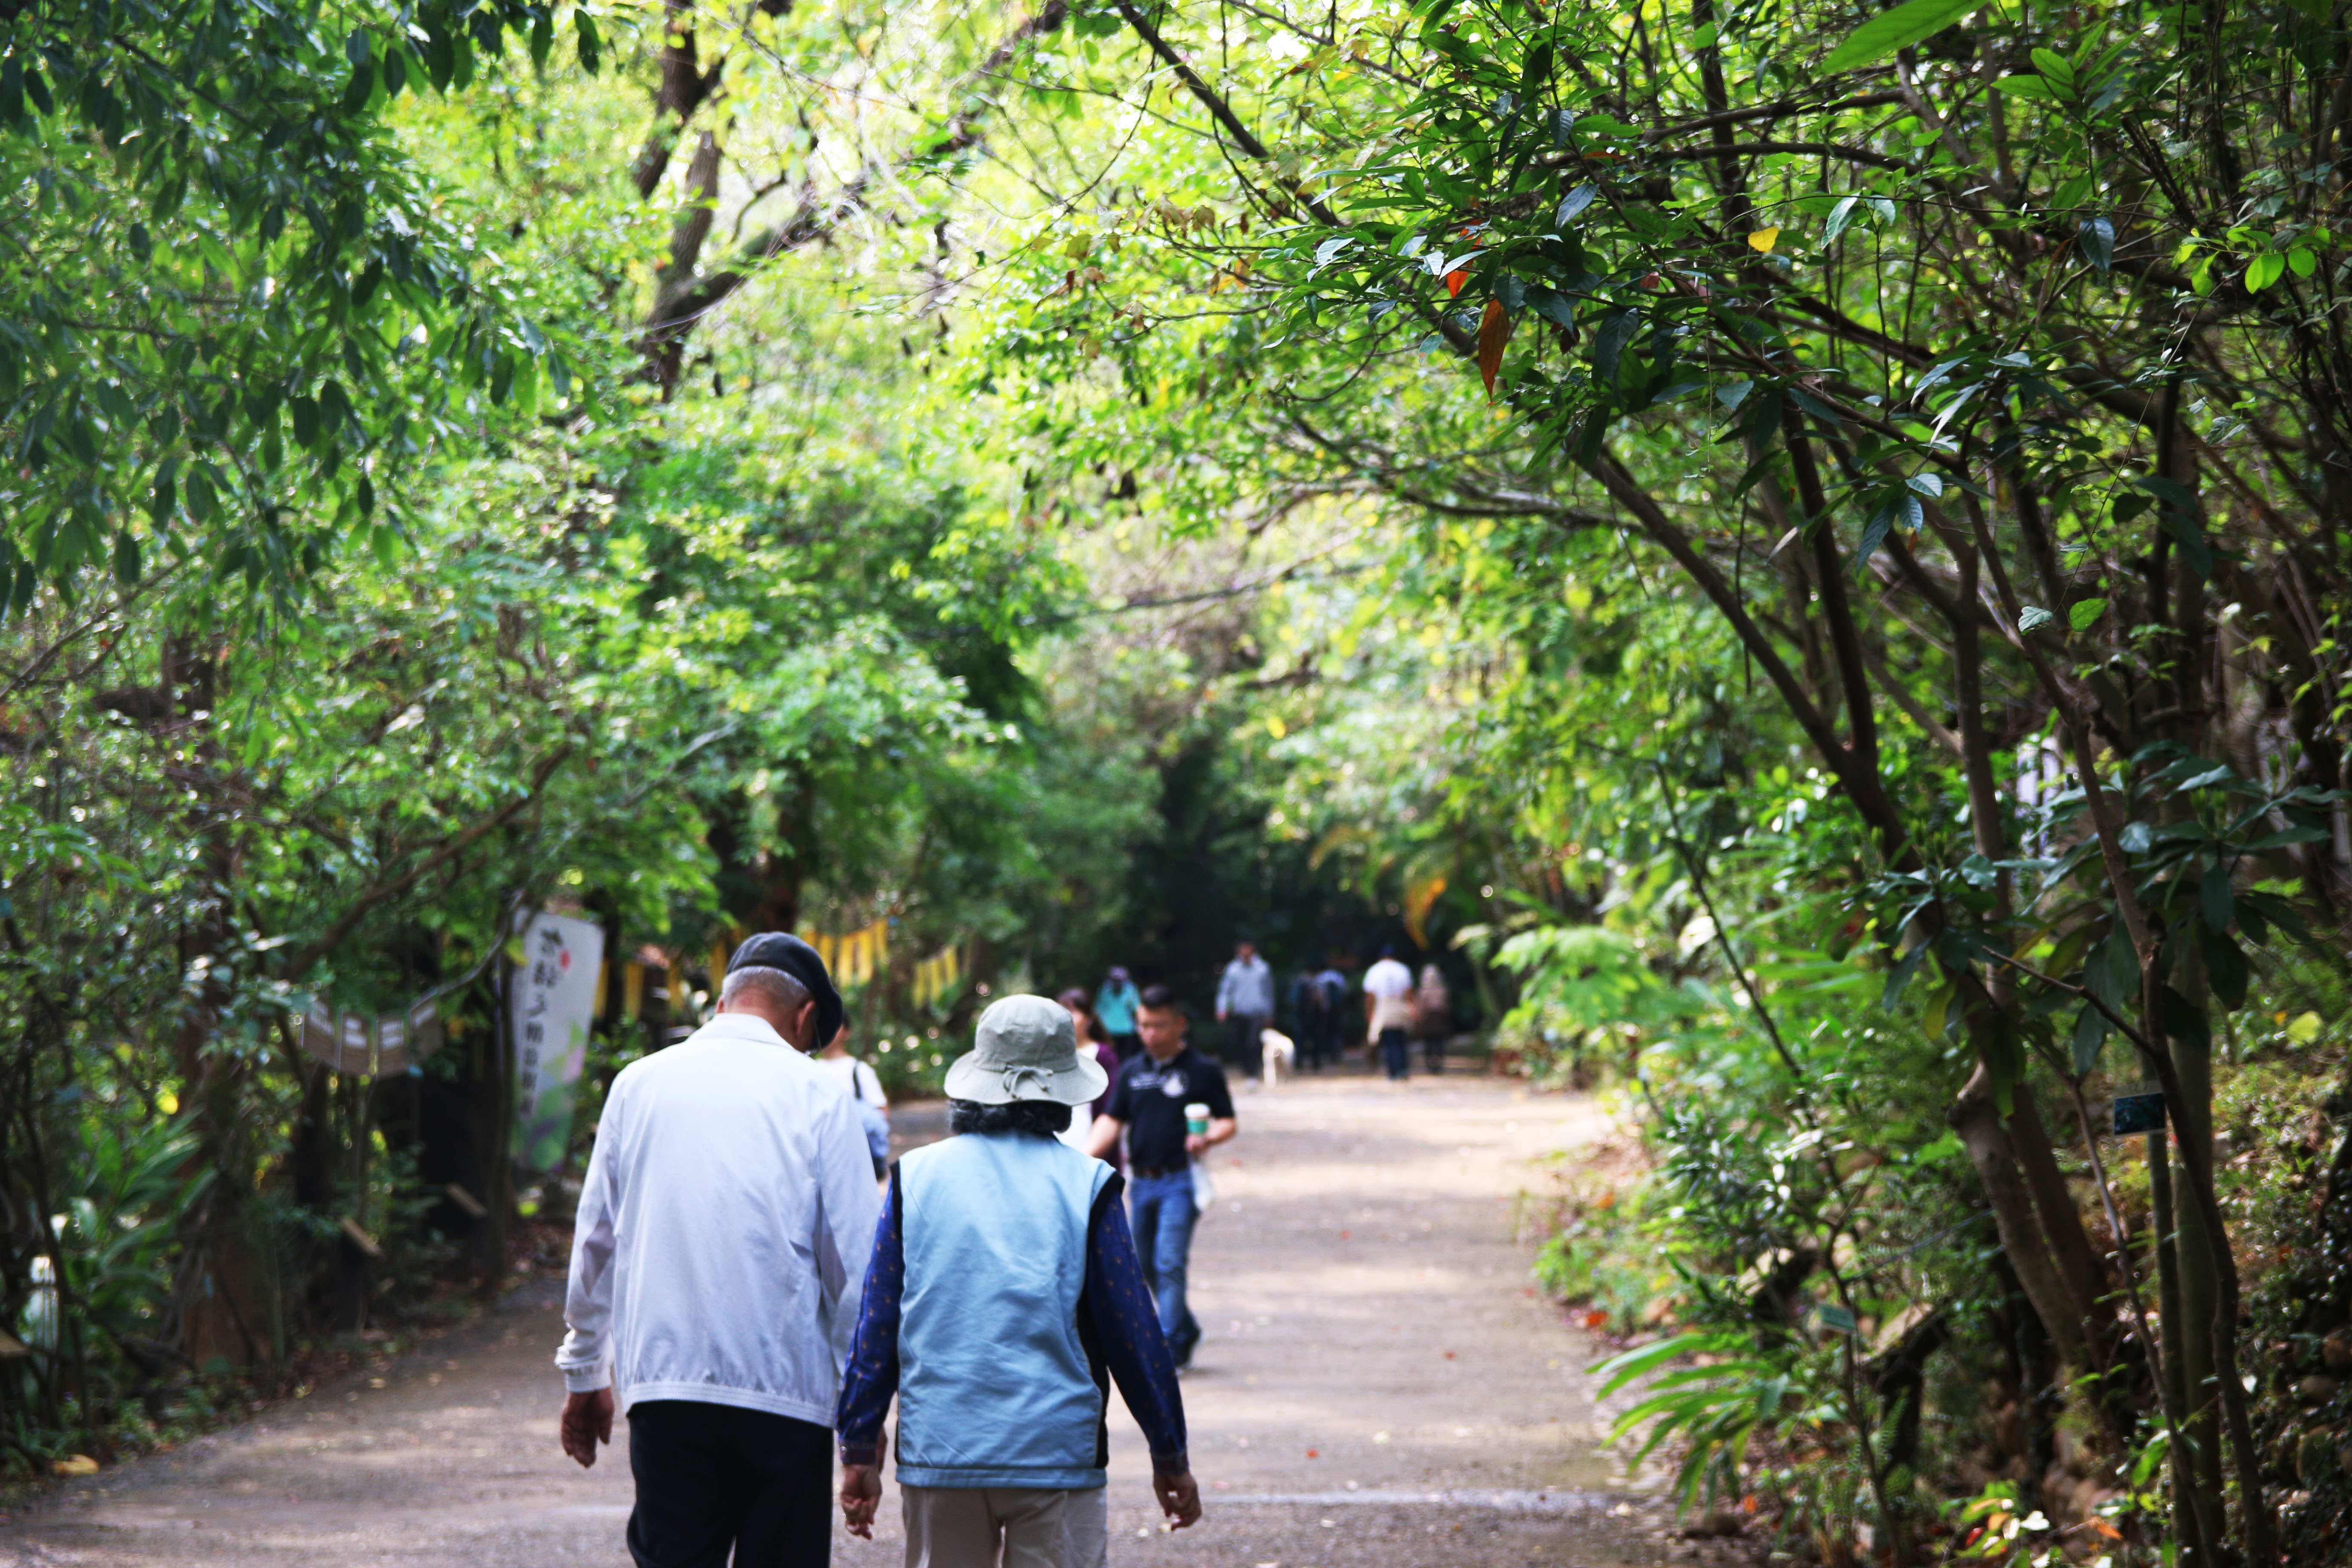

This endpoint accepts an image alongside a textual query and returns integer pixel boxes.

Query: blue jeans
[1128,1171,1200,1363]
[1379,1026,1411,1080]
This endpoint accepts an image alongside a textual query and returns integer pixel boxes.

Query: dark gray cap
[727,932,842,1046]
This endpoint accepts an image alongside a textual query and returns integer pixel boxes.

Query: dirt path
[2,1068,1702,1567]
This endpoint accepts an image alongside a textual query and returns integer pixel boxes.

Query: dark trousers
[625,1399,833,1568]
[1423,1029,1446,1074]
[1230,1011,1269,1065]
[1379,1026,1410,1081]
[1108,1030,1141,1063]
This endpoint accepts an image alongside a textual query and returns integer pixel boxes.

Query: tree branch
[277,745,574,983]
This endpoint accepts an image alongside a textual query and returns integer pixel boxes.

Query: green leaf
[2067,597,2107,631]
[2240,824,2330,850]
[2029,49,2075,86]
[2079,216,2113,272]
[149,456,178,523]
[1994,74,2064,101]
[2199,923,2248,1011]
[1822,0,1983,74]
[2201,866,2234,932]
[2070,1005,2107,1076]
[1592,1332,1741,1399]
[2018,606,2054,632]
[1824,194,1861,243]
[1881,942,1926,1008]
[2246,251,2286,291]
[185,464,217,523]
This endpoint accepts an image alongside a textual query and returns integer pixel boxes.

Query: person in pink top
[1057,987,1124,1169]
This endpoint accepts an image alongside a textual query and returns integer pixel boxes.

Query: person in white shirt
[1362,946,1418,1081]
[556,932,882,1568]
[815,1017,891,1179]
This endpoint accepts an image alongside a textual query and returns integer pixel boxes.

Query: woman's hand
[1153,1468,1202,1529]
[840,1431,886,1538]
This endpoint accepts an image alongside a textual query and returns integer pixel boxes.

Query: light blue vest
[896,1130,1115,1489]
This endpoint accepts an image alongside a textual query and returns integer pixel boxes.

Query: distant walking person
[1086,987,1236,1369]
[1416,963,1452,1076]
[1214,938,1274,1065]
[1363,946,1417,1082]
[1055,987,1124,1166]
[1314,959,1351,1064]
[834,995,1201,1565]
[1095,966,1143,1062]
[557,933,882,1568]
[1288,968,1331,1070]
[815,1014,892,1179]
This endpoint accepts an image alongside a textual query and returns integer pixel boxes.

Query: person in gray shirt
[1213,938,1274,1066]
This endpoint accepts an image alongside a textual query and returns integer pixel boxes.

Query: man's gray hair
[720,965,812,1016]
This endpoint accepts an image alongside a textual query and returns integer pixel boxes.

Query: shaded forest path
[3,1070,1709,1567]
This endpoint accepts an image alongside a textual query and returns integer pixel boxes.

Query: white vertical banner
[511,911,606,1173]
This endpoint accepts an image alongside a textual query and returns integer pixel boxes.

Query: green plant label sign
[1815,1303,1858,1336]
[512,911,606,1173]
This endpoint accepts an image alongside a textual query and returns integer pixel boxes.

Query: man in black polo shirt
[1087,986,1237,1369]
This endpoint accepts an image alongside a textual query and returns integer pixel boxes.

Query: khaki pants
[900,1483,1108,1568]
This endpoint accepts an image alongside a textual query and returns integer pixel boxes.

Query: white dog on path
[1259,1026,1295,1087]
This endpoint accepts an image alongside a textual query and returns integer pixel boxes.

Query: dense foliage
[6,0,2352,1562]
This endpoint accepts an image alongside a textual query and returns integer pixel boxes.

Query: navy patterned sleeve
[833,1166,903,1465]
[1084,1182,1189,1472]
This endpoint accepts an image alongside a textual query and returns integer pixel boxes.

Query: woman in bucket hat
[834,994,1201,1566]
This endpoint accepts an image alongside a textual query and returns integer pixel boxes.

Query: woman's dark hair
[1055,987,1104,1043]
[1138,983,1180,1012]
[948,1099,1073,1137]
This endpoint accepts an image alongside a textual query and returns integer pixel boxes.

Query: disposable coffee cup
[1184,1102,1210,1137]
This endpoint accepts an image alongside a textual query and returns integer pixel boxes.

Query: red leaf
[1477,297,1512,395]
[1444,269,1469,297]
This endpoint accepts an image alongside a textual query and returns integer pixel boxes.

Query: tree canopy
[6,0,2352,1559]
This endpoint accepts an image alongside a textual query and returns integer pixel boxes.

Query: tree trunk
[1951,1064,2085,1371]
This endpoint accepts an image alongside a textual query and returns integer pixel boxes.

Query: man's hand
[560,1388,614,1468]
[840,1432,885,1538]
[1185,1132,1207,1156]
[1154,1468,1202,1529]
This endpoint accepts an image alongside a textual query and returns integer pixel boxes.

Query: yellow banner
[800,920,890,989]
[912,944,964,1011]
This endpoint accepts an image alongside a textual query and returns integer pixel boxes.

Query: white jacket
[555,1012,882,1425]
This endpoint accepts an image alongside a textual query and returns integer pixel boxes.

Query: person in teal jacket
[835,994,1201,1567]
[1093,966,1142,1062]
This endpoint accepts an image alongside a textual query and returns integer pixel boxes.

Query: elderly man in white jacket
[556,932,882,1568]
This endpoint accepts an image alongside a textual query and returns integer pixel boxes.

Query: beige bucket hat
[943,994,1110,1107]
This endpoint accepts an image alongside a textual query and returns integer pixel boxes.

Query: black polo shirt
[1107,1044,1234,1173]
